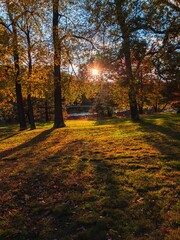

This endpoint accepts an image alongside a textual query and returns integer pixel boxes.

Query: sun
[91,68,99,76]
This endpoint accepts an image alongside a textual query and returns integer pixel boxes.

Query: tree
[83,0,142,120]
[17,0,39,129]
[52,0,65,128]
[145,0,180,112]
[0,0,27,130]
[114,0,139,120]
[0,64,16,122]
[82,0,180,119]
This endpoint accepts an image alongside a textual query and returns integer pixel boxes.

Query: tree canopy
[0,0,179,127]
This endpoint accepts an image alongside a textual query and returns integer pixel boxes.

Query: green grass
[0,113,179,240]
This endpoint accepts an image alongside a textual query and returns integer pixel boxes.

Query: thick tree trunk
[153,100,158,112]
[138,106,143,114]
[27,29,36,129]
[115,1,139,121]
[13,24,27,130]
[15,81,27,130]
[53,0,65,128]
[128,84,139,120]
[122,33,139,121]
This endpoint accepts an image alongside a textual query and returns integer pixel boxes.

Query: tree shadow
[0,124,20,142]
[0,132,21,142]
[139,119,180,159]
[0,138,89,239]
[95,117,129,126]
[0,127,54,160]
[1,117,178,239]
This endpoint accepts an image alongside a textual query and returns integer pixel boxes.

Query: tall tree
[16,0,48,129]
[83,0,141,120]
[0,0,27,130]
[52,0,65,128]
[83,0,180,119]
[114,0,139,120]
[17,1,37,129]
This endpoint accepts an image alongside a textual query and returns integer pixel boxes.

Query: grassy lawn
[0,113,179,240]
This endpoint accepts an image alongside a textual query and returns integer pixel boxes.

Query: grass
[0,113,179,240]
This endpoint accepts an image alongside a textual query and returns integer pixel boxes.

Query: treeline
[0,0,179,129]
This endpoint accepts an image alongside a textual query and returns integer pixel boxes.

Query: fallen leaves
[0,114,179,239]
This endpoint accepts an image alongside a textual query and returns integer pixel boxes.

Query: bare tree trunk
[115,1,139,121]
[12,23,27,130]
[53,0,65,128]
[27,28,36,129]
[121,33,139,120]
[5,0,27,130]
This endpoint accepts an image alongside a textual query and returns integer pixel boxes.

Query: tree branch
[72,35,97,49]
[163,0,180,12]
[0,19,12,33]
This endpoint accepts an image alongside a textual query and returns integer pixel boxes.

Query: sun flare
[91,68,99,76]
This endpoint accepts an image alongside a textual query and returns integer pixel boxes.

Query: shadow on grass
[95,117,129,126]
[139,118,180,159]
[0,128,54,160]
[4,138,164,240]
[0,132,20,142]
[0,124,20,142]
[74,160,130,240]
[0,138,88,239]
[0,115,179,239]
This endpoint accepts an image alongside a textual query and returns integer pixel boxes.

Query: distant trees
[83,0,143,120]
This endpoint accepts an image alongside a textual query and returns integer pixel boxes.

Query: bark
[115,0,139,121]
[12,23,27,130]
[53,0,65,128]
[138,106,143,114]
[138,71,144,114]
[153,99,159,112]
[123,40,139,120]
[27,94,36,129]
[45,99,49,122]
[27,28,36,129]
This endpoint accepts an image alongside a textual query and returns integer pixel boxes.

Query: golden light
[91,68,99,76]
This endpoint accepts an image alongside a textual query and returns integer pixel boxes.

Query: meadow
[0,113,179,240]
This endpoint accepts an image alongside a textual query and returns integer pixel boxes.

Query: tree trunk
[153,100,158,112]
[13,23,27,130]
[138,105,143,114]
[122,34,139,121]
[138,71,144,114]
[115,1,139,121]
[27,93,36,129]
[45,98,49,122]
[53,0,65,128]
[27,29,36,129]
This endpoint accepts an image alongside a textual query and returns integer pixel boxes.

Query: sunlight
[91,68,99,76]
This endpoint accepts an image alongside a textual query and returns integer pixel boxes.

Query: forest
[0,0,180,240]
[0,0,179,129]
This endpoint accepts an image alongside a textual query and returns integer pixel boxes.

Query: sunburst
[91,68,99,76]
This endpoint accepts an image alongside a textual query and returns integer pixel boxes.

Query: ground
[0,113,179,240]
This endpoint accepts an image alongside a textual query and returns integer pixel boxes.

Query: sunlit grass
[0,113,179,240]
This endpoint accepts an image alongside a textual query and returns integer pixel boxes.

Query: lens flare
[91,68,99,76]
